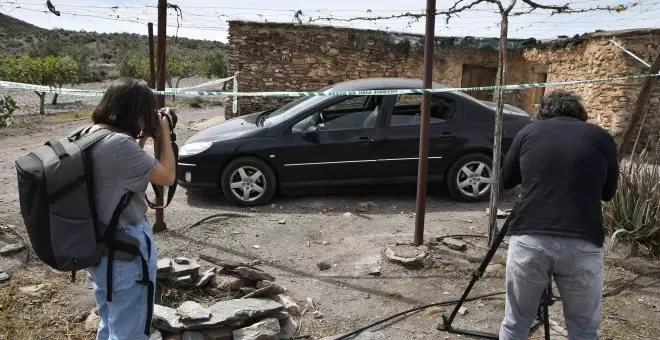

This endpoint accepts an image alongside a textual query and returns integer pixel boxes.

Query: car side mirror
[303,125,320,143]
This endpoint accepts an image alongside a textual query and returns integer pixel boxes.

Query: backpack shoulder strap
[74,128,116,150]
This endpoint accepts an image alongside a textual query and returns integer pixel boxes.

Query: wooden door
[461,65,497,101]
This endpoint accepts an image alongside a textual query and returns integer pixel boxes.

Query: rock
[458,307,468,316]
[200,328,233,340]
[241,287,258,295]
[182,331,205,340]
[19,283,48,297]
[305,297,315,310]
[277,219,287,225]
[442,237,467,252]
[233,318,280,340]
[356,202,373,213]
[175,257,190,265]
[172,258,200,278]
[174,275,194,286]
[485,263,505,276]
[200,255,257,270]
[176,301,212,321]
[368,267,382,276]
[0,271,9,283]
[253,245,262,249]
[486,208,509,219]
[277,312,298,339]
[157,258,173,279]
[0,243,25,256]
[274,295,301,316]
[84,308,99,332]
[196,268,216,288]
[343,212,353,218]
[242,283,285,299]
[384,244,429,267]
[233,267,275,282]
[313,311,324,319]
[153,299,284,332]
[149,330,163,340]
[256,280,275,289]
[212,273,251,291]
[316,261,331,271]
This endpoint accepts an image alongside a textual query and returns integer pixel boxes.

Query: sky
[0,0,658,43]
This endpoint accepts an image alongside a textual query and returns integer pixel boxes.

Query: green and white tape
[232,71,239,113]
[2,73,659,98]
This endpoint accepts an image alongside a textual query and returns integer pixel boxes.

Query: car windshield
[262,86,333,126]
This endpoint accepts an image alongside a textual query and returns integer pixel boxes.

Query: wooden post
[153,0,167,232]
[617,53,660,159]
[487,12,510,245]
[148,22,156,89]
[413,0,436,246]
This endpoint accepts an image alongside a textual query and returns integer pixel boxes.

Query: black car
[177,78,531,206]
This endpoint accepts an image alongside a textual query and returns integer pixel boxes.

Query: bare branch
[521,0,569,12]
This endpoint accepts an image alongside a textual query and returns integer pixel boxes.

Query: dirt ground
[1,97,659,340]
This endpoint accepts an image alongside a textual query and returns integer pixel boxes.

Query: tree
[0,54,79,114]
[311,0,636,245]
[50,56,80,105]
[201,51,229,80]
[119,54,151,81]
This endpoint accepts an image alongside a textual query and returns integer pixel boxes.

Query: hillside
[0,13,227,81]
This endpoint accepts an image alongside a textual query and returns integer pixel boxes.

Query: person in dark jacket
[499,90,619,340]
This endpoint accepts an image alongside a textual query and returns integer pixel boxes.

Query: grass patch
[44,110,94,123]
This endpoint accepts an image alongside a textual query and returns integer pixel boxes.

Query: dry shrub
[0,267,93,340]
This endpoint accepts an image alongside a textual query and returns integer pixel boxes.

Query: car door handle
[358,137,375,143]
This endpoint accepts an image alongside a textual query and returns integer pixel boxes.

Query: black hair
[536,90,588,121]
[92,78,160,138]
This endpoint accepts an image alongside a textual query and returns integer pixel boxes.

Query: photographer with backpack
[84,79,175,339]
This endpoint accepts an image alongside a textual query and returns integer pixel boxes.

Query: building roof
[229,20,659,51]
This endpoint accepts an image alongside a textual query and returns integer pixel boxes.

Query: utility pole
[148,22,156,89]
[413,0,436,246]
[153,0,167,232]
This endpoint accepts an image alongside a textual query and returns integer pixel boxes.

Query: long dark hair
[92,79,160,138]
[536,90,588,122]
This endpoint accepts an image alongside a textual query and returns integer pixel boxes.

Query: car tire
[221,157,277,207]
[446,153,493,202]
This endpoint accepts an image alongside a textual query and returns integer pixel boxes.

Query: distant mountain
[0,13,226,81]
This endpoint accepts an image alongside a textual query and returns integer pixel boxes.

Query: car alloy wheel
[229,166,267,203]
[456,161,492,199]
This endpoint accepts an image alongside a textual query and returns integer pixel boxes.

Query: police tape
[1,73,659,98]
[168,75,236,92]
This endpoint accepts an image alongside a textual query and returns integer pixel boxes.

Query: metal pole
[413,0,436,246]
[148,22,156,89]
[153,0,167,232]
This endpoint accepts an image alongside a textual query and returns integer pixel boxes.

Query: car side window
[389,94,455,127]
[291,96,381,132]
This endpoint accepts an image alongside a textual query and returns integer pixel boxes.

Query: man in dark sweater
[498,91,619,340]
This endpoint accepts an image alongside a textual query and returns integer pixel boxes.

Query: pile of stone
[151,255,302,340]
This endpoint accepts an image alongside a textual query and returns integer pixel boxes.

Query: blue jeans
[500,235,604,340]
[87,217,157,340]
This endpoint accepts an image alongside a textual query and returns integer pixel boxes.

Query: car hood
[479,100,530,117]
[185,111,266,144]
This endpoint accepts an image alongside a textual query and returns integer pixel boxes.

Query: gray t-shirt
[88,132,158,230]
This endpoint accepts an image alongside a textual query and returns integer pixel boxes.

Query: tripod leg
[439,213,513,332]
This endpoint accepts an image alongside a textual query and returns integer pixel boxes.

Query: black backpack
[15,125,154,335]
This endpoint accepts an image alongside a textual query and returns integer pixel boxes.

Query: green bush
[604,151,660,255]
[186,96,205,108]
[0,95,17,128]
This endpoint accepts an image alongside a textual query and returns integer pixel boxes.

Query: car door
[372,93,464,182]
[269,95,384,187]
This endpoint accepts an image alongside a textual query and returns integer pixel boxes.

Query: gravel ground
[0,98,659,339]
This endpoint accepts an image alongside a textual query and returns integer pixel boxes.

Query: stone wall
[227,21,529,114]
[228,21,659,153]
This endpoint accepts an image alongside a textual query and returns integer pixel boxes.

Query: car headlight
[179,142,212,156]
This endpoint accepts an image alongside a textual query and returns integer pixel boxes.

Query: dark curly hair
[536,90,588,122]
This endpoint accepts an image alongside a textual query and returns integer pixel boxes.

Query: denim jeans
[499,235,604,340]
[87,217,157,340]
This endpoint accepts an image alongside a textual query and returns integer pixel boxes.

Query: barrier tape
[167,75,236,92]
[2,73,659,98]
[232,71,239,113]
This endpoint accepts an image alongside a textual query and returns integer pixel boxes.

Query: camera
[158,108,177,131]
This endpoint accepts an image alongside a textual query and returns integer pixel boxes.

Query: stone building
[227,21,659,152]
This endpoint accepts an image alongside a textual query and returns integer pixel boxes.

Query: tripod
[437,213,557,340]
